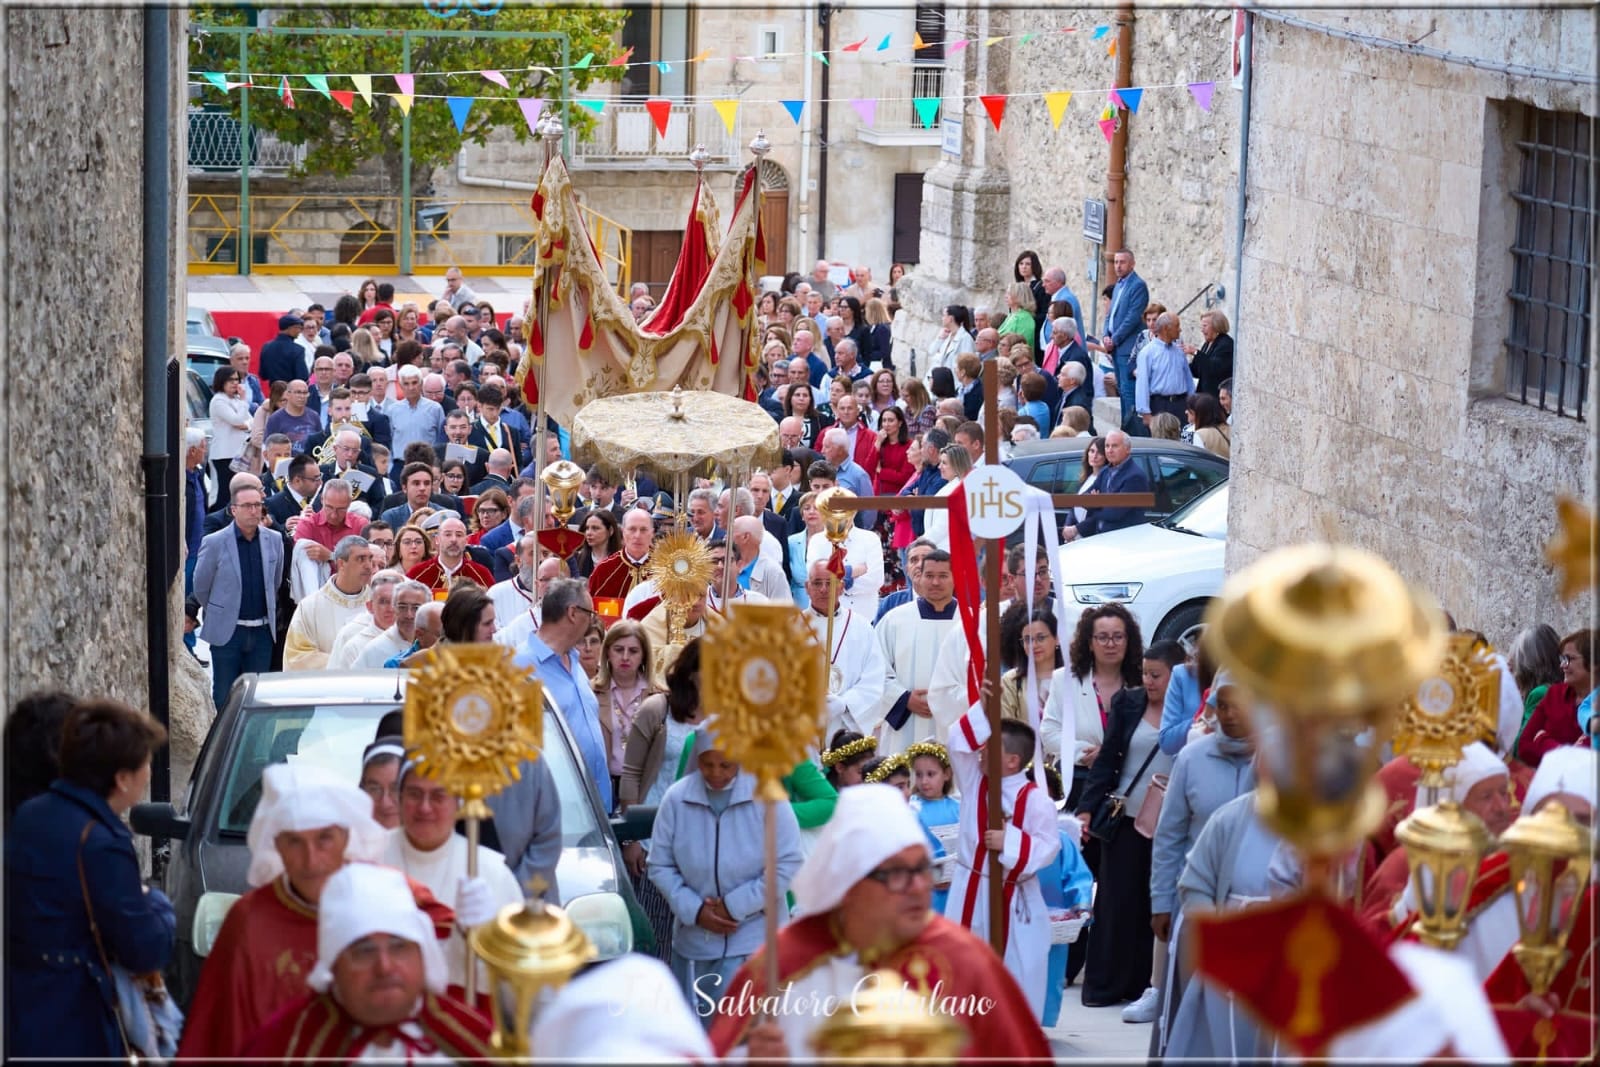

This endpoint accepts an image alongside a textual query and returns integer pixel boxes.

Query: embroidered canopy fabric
[570,389,781,483]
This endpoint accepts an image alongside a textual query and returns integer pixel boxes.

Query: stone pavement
[1047,993,1154,1060]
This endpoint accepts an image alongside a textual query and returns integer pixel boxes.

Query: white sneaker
[1121,986,1160,1023]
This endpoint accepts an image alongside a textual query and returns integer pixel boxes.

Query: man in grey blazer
[1101,248,1151,425]
[194,482,285,710]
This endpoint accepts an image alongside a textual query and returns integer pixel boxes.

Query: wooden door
[892,173,923,265]
[760,190,789,275]
[631,230,685,295]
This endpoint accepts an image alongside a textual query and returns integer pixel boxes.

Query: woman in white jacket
[207,366,254,491]
[922,304,975,385]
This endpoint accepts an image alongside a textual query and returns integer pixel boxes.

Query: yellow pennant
[1044,90,1072,129]
[913,31,927,50]
[985,35,1004,46]
[351,73,373,106]
[713,99,739,135]
[689,48,712,62]
[392,92,414,115]
[1108,39,1117,57]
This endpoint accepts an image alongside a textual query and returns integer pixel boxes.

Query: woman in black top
[1014,249,1050,330]
[836,296,872,362]
[1187,309,1235,399]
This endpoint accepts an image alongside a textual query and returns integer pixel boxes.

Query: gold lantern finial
[1500,800,1594,996]
[816,486,857,547]
[540,459,588,526]
[1202,542,1446,867]
[469,894,597,1056]
[810,969,966,1060]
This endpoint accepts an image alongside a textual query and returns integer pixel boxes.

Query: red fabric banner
[946,482,984,705]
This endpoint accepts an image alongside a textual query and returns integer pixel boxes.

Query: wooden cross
[823,360,1154,954]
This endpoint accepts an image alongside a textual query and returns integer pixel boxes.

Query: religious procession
[4,3,1598,1064]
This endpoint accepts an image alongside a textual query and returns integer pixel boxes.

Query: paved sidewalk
[1047,992,1154,1060]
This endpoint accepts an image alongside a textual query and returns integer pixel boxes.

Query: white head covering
[529,955,711,1061]
[1523,746,1598,814]
[245,762,389,887]
[1442,742,1507,806]
[791,783,928,918]
[306,863,447,995]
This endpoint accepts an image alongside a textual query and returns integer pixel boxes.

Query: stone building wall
[1227,9,1598,647]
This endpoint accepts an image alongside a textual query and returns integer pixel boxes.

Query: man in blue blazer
[1061,430,1152,541]
[193,482,285,710]
[1101,249,1150,425]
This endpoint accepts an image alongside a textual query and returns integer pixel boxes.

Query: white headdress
[306,863,447,995]
[1442,742,1507,806]
[791,783,928,917]
[245,762,389,887]
[1523,746,1597,814]
[530,955,712,1061]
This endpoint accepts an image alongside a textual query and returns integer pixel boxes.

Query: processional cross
[822,360,1154,954]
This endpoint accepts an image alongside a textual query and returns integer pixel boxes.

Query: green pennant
[202,72,230,92]
[303,74,332,99]
[573,52,594,69]
[912,96,941,129]
[810,51,829,66]
[577,99,606,114]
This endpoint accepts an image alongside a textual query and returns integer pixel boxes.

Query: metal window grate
[1505,108,1595,421]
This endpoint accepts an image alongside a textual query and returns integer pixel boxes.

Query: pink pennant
[480,70,510,88]
[517,97,545,133]
[947,39,970,52]
[849,98,877,125]
[1098,117,1117,143]
[1188,81,1215,112]
[393,73,414,96]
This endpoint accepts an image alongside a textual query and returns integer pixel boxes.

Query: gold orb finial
[810,969,966,1060]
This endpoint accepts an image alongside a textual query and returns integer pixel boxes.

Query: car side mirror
[609,805,656,844]
[130,802,190,841]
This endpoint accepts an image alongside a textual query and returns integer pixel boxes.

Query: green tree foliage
[189,5,626,194]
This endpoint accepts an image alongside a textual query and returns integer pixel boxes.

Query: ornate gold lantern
[1202,543,1446,868]
[1499,800,1594,997]
[1394,799,1497,949]
[810,969,966,1061]
[539,459,588,525]
[468,885,597,1057]
[816,485,857,546]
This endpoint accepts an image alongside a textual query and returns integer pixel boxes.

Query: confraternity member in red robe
[241,863,494,1063]
[588,507,653,623]
[407,516,494,601]
[176,763,453,1059]
[707,783,1052,1062]
[1484,748,1597,1061]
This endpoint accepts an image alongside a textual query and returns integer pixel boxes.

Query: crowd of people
[5,256,1595,1062]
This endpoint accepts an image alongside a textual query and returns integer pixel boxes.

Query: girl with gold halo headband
[903,740,951,768]
[820,730,877,791]
[863,753,910,785]
[819,734,876,768]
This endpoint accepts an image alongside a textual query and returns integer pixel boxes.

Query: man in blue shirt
[1101,250,1150,425]
[514,578,613,812]
[1134,313,1194,424]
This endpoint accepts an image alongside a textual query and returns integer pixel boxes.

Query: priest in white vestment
[283,536,374,670]
[863,551,960,755]
[804,525,884,620]
[379,761,523,995]
[326,572,399,669]
[803,561,887,741]
[353,579,430,668]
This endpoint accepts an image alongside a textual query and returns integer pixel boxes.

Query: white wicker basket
[1049,910,1088,945]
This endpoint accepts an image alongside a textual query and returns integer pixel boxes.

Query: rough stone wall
[1228,10,1598,648]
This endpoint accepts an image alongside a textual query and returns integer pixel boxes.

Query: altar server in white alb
[803,561,887,741]
[379,759,523,1000]
[944,690,1059,1020]
[864,550,962,755]
[804,513,885,620]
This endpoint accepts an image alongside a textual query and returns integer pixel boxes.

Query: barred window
[1505,108,1595,421]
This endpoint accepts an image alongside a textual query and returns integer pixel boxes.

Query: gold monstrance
[403,643,543,1005]
[701,603,827,1006]
[646,529,715,650]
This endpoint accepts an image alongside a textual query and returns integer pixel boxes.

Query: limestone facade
[1227,9,1597,646]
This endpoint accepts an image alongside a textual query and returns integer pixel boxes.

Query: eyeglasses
[360,782,400,801]
[232,501,264,510]
[1560,654,1580,666]
[1093,632,1127,645]
[571,605,596,618]
[865,860,935,893]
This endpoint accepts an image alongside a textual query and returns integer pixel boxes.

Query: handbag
[77,822,184,1063]
[1087,743,1161,845]
[1133,773,1169,839]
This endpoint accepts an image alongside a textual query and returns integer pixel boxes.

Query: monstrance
[645,528,715,650]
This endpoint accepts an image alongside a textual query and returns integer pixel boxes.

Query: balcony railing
[853,62,947,146]
[570,96,742,169]
[188,107,307,176]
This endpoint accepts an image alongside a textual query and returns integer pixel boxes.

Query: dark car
[131,670,655,1006]
[1004,437,1229,534]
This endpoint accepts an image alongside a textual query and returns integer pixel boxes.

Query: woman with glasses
[468,488,509,545]
[358,737,405,830]
[1001,607,1062,728]
[1517,628,1593,766]
[209,366,253,490]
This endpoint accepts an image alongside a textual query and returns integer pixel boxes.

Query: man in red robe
[407,515,494,600]
[589,506,653,623]
[241,863,494,1062]
[177,763,454,1059]
[707,784,1051,1061]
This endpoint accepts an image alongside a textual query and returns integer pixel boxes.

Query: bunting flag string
[912,96,941,129]
[331,89,355,111]
[279,75,294,109]
[446,95,474,131]
[480,69,509,88]
[607,47,632,67]
[849,98,877,126]
[841,37,867,53]
[351,74,373,106]
[1044,90,1072,129]
[876,34,892,51]
[517,96,545,132]
[392,92,414,115]
[1188,80,1215,111]
[393,73,414,96]
[644,97,672,136]
[979,94,1007,130]
[303,73,332,99]
[780,99,805,124]
[712,98,739,134]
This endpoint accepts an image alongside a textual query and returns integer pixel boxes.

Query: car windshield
[214,703,600,848]
[1160,482,1229,539]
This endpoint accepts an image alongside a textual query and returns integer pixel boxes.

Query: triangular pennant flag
[713,99,739,135]
[446,96,474,132]
[810,51,829,65]
[303,74,331,99]
[480,69,509,88]
[979,94,1007,130]
[351,74,374,106]
[279,75,295,109]
[656,61,672,74]
[577,98,606,114]
[689,48,712,62]
[913,31,927,50]
[947,39,970,52]
[1109,89,1125,110]
[985,35,1004,46]
[1188,81,1215,112]
[1044,90,1072,129]
[1118,87,1143,113]
[876,33,892,51]
[644,97,672,137]
[1098,116,1116,142]
[608,46,634,67]
[574,52,594,69]
[331,90,355,111]
[392,93,414,115]
[1108,39,1117,57]
[517,97,545,133]
[849,98,877,126]
[1021,32,1037,44]
[393,74,414,96]
[780,99,805,124]
[1091,25,1109,39]
[912,96,941,129]
[202,72,230,92]
[842,37,867,52]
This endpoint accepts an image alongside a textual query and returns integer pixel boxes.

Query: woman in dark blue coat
[5,699,176,1059]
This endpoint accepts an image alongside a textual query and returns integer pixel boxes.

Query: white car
[1056,482,1228,647]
